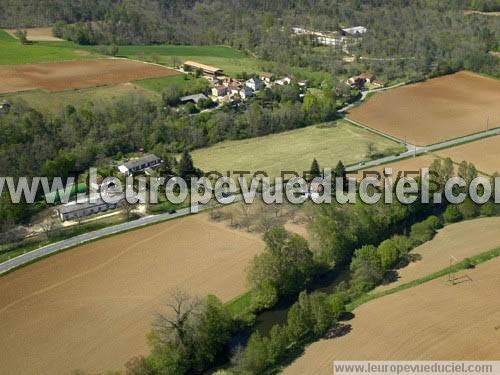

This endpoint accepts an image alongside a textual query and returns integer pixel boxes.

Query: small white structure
[179,93,208,104]
[118,154,161,176]
[239,86,254,99]
[341,26,367,36]
[275,77,292,86]
[245,77,262,91]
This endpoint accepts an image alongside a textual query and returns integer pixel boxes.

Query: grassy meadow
[0,29,91,65]
[192,121,405,178]
[0,83,160,114]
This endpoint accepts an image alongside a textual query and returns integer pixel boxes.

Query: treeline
[2,1,498,79]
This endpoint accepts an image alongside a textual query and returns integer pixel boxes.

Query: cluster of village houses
[179,61,308,106]
[56,29,383,222]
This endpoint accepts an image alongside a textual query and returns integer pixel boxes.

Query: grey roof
[179,93,208,104]
[123,154,160,170]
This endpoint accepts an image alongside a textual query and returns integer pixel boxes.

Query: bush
[443,204,463,223]
[251,280,278,310]
[377,239,400,270]
[458,199,480,219]
[409,218,437,246]
[480,201,497,217]
[390,234,414,257]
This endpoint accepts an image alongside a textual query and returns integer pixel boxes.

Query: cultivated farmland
[0,213,263,374]
[374,216,500,292]
[5,27,63,41]
[348,71,500,146]
[0,58,180,93]
[435,135,500,175]
[284,254,500,375]
[191,121,405,179]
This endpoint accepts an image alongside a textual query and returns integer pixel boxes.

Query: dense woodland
[0,0,499,79]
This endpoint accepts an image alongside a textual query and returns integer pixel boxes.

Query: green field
[0,83,160,114]
[191,121,405,178]
[112,44,263,77]
[0,29,92,65]
[134,74,208,94]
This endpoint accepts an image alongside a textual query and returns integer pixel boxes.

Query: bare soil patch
[0,213,262,374]
[284,255,500,375]
[5,27,64,41]
[435,135,500,175]
[0,58,180,93]
[348,71,500,146]
[375,217,500,292]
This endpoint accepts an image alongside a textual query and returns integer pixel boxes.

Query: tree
[14,29,29,44]
[247,227,315,296]
[443,204,463,223]
[377,239,399,270]
[350,245,384,292]
[309,158,321,182]
[178,150,201,181]
[458,161,478,187]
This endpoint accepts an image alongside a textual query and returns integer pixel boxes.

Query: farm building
[57,196,122,221]
[118,154,162,176]
[183,61,223,76]
[179,93,208,104]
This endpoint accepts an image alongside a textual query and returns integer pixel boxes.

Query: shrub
[443,204,463,223]
[377,239,399,270]
[409,218,437,246]
[480,201,497,217]
[458,199,480,219]
[251,280,278,310]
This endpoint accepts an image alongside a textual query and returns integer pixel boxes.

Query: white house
[245,77,262,91]
[118,154,162,176]
[239,86,254,99]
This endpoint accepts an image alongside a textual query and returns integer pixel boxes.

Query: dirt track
[284,255,500,375]
[0,214,262,374]
[0,58,179,93]
[348,71,500,146]
[436,135,500,175]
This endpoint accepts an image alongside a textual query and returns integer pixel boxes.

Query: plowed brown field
[0,58,179,93]
[284,255,500,375]
[348,71,500,146]
[435,135,500,175]
[0,214,263,374]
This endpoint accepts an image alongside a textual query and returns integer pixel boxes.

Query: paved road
[0,195,239,275]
